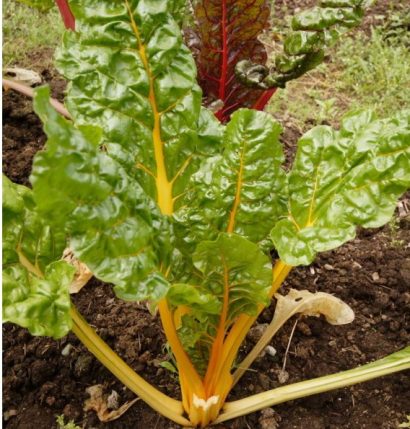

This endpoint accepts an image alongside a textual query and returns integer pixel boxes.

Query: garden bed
[3,80,410,428]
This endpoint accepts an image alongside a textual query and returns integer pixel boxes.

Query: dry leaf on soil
[233,289,354,384]
[84,384,139,422]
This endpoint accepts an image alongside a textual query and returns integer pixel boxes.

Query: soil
[3,4,410,428]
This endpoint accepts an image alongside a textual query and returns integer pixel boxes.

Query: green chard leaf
[292,4,364,31]
[56,0,205,207]
[168,233,273,374]
[271,110,410,266]
[193,234,272,319]
[31,86,170,302]
[174,109,287,254]
[29,0,215,303]
[2,175,74,338]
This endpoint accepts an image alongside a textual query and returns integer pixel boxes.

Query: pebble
[265,346,277,357]
[352,261,362,269]
[372,272,380,281]
[61,344,73,357]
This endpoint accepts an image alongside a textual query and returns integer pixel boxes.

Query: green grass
[335,29,410,116]
[2,0,64,68]
[269,23,410,129]
[56,415,81,429]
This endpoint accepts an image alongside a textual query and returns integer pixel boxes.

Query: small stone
[328,340,337,347]
[324,264,334,271]
[372,272,380,281]
[61,344,73,357]
[265,345,277,357]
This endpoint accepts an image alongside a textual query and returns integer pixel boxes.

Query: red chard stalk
[55,0,75,30]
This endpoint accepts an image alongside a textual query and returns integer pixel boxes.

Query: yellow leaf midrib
[124,0,173,216]
[227,142,247,233]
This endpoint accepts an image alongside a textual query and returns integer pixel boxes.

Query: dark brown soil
[2,68,66,187]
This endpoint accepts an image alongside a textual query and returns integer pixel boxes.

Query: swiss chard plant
[3,0,410,427]
[187,0,369,121]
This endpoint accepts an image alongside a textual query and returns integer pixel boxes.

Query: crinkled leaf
[189,0,274,121]
[168,0,187,26]
[31,86,170,302]
[3,175,66,272]
[271,110,410,266]
[173,233,272,374]
[177,313,213,376]
[167,284,221,315]
[3,261,75,338]
[174,109,287,253]
[197,106,225,152]
[193,233,272,321]
[3,176,74,338]
[292,5,364,31]
[56,0,204,209]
